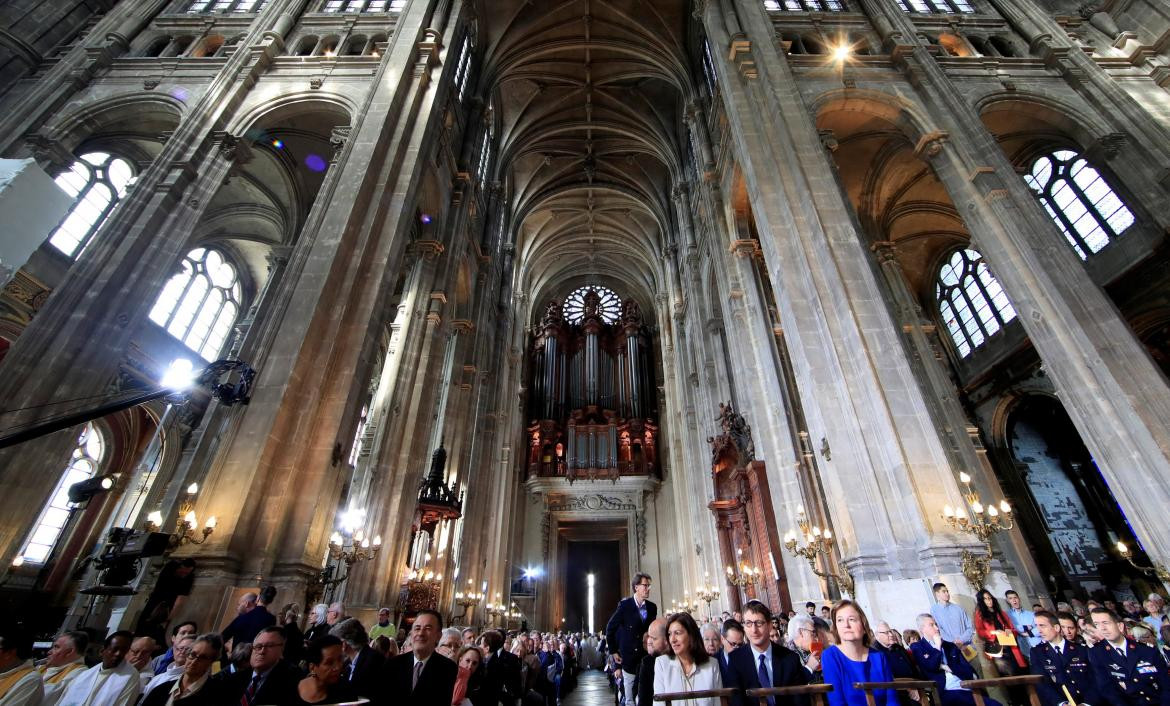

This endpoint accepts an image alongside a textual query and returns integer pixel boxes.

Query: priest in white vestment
[56,632,140,706]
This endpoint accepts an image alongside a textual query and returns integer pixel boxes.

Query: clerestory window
[185,0,269,12]
[18,423,105,564]
[320,0,405,12]
[765,0,846,12]
[48,152,135,258]
[895,0,974,13]
[149,247,242,360]
[936,248,1017,358]
[1023,149,1134,260]
[453,34,474,100]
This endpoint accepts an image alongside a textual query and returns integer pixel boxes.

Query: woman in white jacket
[654,613,724,706]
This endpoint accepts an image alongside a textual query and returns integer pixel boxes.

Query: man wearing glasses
[605,572,657,705]
[214,626,301,705]
[725,600,809,706]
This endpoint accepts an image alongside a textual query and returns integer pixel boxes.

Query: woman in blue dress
[821,600,898,706]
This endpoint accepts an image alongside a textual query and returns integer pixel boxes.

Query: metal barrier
[746,683,835,705]
[958,674,1044,706]
[853,679,940,706]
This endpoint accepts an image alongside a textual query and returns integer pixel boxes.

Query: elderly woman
[820,600,896,706]
[304,604,331,645]
[701,622,722,657]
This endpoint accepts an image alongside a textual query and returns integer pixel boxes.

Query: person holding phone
[788,614,824,683]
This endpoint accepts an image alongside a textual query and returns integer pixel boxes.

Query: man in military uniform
[1030,610,1099,706]
[1088,606,1170,705]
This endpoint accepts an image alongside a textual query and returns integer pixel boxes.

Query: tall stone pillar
[702,0,985,623]
[841,0,1170,564]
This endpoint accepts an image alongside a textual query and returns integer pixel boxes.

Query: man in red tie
[211,626,301,705]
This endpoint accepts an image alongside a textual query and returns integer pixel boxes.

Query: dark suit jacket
[1089,638,1170,706]
[605,596,657,669]
[910,638,976,693]
[1029,640,1099,706]
[140,675,232,706]
[212,658,304,705]
[636,651,656,706]
[223,606,278,647]
[478,647,522,704]
[378,651,457,706]
[347,645,386,699]
[725,643,810,706]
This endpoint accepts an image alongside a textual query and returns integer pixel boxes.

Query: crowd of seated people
[3,582,1170,706]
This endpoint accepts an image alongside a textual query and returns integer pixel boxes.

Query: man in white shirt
[56,631,140,706]
[36,631,89,705]
[0,626,42,706]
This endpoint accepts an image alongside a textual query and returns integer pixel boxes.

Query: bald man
[636,618,668,706]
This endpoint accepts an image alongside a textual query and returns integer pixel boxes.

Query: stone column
[844,0,1170,563]
[702,0,985,623]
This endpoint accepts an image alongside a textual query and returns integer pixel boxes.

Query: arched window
[1024,149,1135,260]
[48,152,135,257]
[453,33,474,100]
[19,423,105,564]
[149,247,242,360]
[936,248,1017,358]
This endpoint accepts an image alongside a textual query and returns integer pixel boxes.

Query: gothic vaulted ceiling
[478,0,691,319]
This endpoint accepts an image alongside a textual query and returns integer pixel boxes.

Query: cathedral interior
[1,0,1169,642]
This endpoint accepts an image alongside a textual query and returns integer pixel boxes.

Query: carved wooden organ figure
[526,287,659,482]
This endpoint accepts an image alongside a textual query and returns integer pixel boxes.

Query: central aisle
[562,670,615,706]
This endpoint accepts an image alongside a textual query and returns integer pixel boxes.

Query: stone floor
[561,669,616,706]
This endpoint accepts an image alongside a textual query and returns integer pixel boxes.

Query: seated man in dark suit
[212,625,302,705]
[331,617,384,701]
[910,614,1001,706]
[874,620,920,706]
[725,600,810,706]
[1029,610,1099,706]
[476,628,522,706]
[377,609,457,706]
[637,618,668,706]
[606,571,657,706]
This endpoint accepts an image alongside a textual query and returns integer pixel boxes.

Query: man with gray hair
[787,613,821,677]
[909,614,999,706]
[437,628,463,659]
[331,618,383,700]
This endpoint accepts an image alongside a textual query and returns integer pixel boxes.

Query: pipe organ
[526,288,659,482]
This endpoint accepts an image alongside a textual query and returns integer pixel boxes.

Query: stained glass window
[936,248,1016,358]
[564,286,622,325]
[186,0,269,12]
[19,423,104,564]
[320,0,405,11]
[49,152,135,257]
[895,0,974,13]
[149,248,242,360]
[1023,149,1134,260]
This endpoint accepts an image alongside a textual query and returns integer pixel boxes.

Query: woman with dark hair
[653,612,723,706]
[293,635,358,705]
[820,600,895,706]
[974,589,1027,705]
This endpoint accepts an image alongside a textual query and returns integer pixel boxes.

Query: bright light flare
[161,358,197,391]
[587,572,596,634]
[832,43,852,63]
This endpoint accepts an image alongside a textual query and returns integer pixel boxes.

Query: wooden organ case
[526,289,659,483]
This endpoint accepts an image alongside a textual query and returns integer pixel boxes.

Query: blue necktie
[758,653,775,706]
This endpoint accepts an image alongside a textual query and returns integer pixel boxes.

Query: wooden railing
[652,684,833,705]
[959,674,1044,706]
[854,679,939,706]
[746,684,835,705]
[653,687,737,705]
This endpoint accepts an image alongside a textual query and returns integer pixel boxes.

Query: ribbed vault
[479,0,691,318]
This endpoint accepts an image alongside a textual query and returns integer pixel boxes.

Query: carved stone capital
[22,131,74,174]
[729,239,761,259]
[913,130,949,160]
[330,125,352,162]
[871,240,899,264]
[214,131,254,165]
[818,129,839,152]
[410,240,445,260]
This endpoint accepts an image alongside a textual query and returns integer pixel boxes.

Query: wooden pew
[853,679,940,706]
[745,683,835,706]
[959,674,1044,706]
[653,687,738,705]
